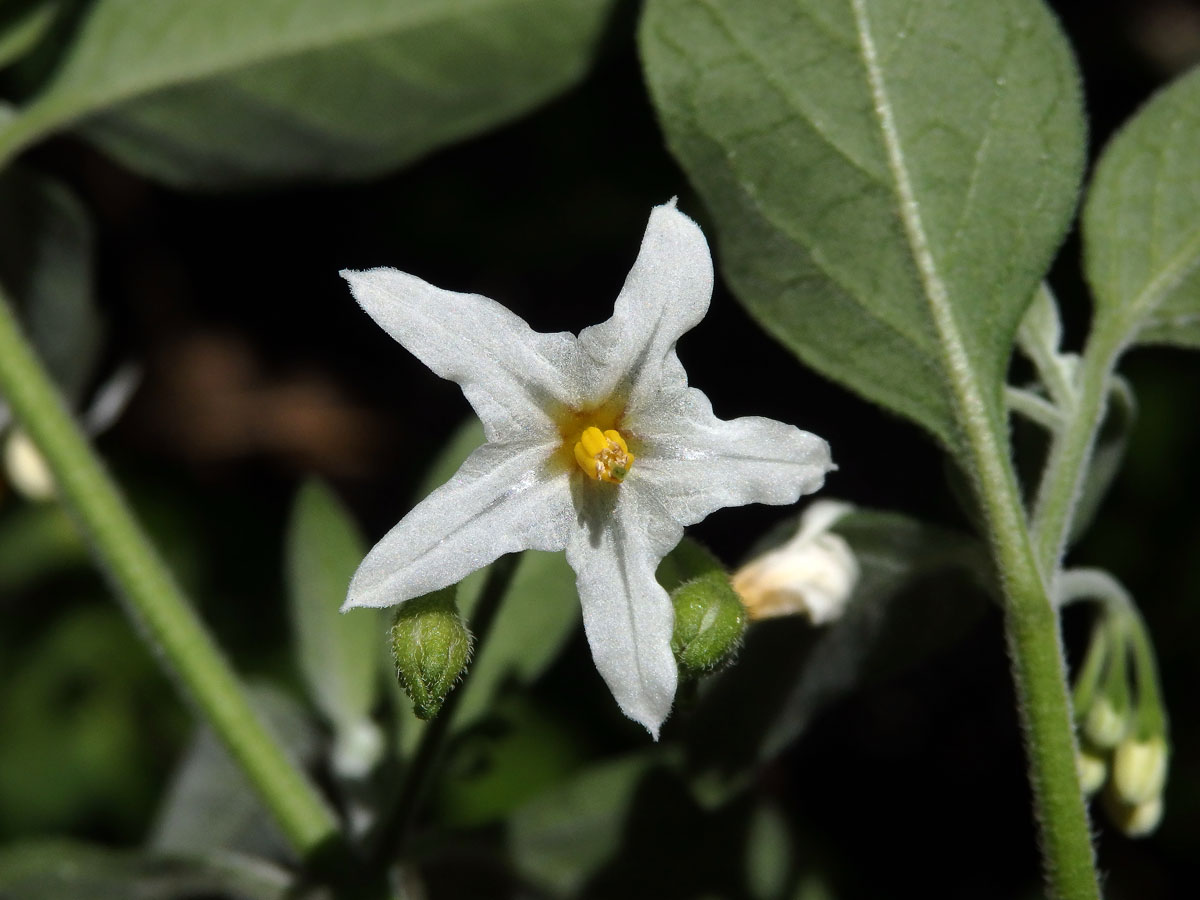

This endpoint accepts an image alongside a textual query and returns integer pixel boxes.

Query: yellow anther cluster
[573,426,634,484]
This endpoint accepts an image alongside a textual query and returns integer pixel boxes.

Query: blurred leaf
[398,418,579,749]
[1083,64,1200,348]
[684,509,989,800]
[149,684,319,861]
[0,167,100,405]
[0,841,292,900]
[508,752,661,896]
[0,502,86,590]
[285,479,381,734]
[436,696,583,827]
[0,0,62,71]
[8,0,616,188]
[641,0,1085,458]
[0,604,178,835]
[746,803,791,900]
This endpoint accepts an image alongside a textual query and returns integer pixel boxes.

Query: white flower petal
[342,268,582,442]
[632,388,833,526]
[345,440,571,610]
[577,201,713,412]
[566,485,681,739]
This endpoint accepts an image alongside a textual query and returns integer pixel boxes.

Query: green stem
[1031,328,1123,576]
[0,288,340,858]
[377,553,519,864]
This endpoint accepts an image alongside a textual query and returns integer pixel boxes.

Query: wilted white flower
[732,500,858,624]
[340,201,833,737]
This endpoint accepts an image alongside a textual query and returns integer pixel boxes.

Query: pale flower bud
[1083,697,1128,749]
[732,501,858,624]
[3,429,56,501]
[1076,746,1107,797]
[1102,785,1164,838]
[1112,736,1168,806]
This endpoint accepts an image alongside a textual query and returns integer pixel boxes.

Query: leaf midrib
[849,0,982,456]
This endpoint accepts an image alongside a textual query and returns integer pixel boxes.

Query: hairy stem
[0,289,340,858]
[1032,327,1123,577]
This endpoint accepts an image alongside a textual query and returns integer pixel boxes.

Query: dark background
[1,0,1198,897]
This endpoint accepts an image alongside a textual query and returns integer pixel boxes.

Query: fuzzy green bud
[1076,746,1108,797]
[671,571,746,680]
[389,588,472,720]
[1112,736,1168,806]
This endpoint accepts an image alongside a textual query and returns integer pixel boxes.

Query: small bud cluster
[389,587,473,720]
[1071,607,1169,838]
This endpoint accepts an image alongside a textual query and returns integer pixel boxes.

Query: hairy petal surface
[345,440,571,610]
[342,268,582,442]
[566,484,681,738]
[578,202,713,413]
[632,389,832,526]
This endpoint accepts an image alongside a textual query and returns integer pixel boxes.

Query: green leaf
[1083,65,1200,348]
[0,1,62,71]
[641,0,1085,456]
[0,168,100,405]
[684,509,989,799]
[5,0,615,188]
[746,802,792,900]
[508,752,661,896]
[436,696,583,827]
[285,479,381,736]
[0,842,292,900]
[149,684,319,861]
[0,502,86,590]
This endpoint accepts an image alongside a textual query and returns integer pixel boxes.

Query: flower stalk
[0,286,341,859]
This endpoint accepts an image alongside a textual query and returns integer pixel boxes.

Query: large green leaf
[0,168,99,405]
[641,0,1085,457]
[1083,65,1200,348]
[0,842,292,900]
[2,0,614,187]
[285,479,381,737]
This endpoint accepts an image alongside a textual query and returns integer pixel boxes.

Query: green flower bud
[1102,784,1164,838]
[389,588,472,720]
[1112,736,1168,806]
[1083,697,1128,750]
[1076,746,1108,797]
[671,572,746,681]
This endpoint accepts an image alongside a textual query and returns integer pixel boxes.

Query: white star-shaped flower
[341,201,833,737]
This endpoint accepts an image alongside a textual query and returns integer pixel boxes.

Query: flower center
[573,426,634,484]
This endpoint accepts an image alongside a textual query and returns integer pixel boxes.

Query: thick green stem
[0,288,340,858]
[960,408,1098,899]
